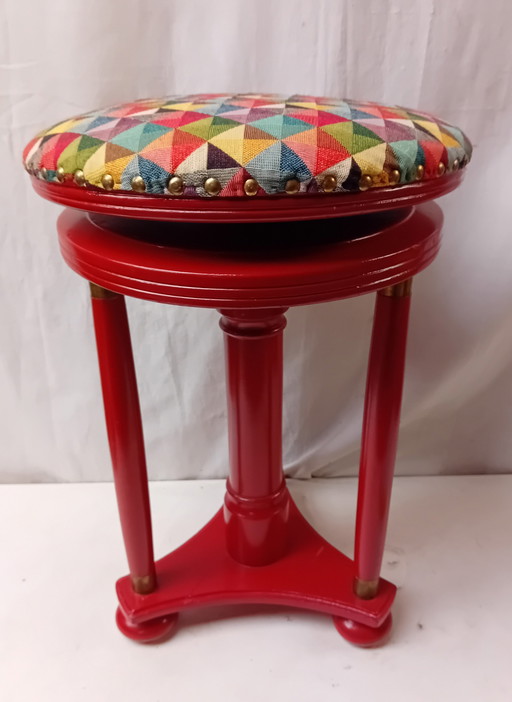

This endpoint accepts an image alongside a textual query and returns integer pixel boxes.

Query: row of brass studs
[39,168,299,196]
[358,160,458,191]
[38,158,462,195]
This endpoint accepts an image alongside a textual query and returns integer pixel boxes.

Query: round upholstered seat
[24,94,471,205]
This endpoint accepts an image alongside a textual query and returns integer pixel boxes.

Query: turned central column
[219,307,290,566]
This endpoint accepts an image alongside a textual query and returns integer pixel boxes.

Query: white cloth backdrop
[1,0,512,482]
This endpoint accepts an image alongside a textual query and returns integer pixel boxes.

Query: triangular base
[117,499,396,633]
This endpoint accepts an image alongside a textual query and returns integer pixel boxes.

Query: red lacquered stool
[24,94,472,647]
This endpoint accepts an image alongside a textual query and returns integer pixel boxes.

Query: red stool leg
[219,308,290,566]
[335,279,412,646]
[89,283,177,642]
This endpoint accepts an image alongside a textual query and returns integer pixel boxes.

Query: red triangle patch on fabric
[284,109,317,125]
[52,132,83,160]
[171,130,206,167]
[178,110,213,127]
[282,141,318,171]
[151,111,187,128]
[317,111,350,127]
[41,133,81,169]
[378,106,409,120]
[107,104,143,118]
[221,167,263,197]
[316,129,351,156]
[420,140,446,174]
[316,145,352,172]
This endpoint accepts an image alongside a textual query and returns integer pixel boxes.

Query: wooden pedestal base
[116,498,396,646]
[56,205,445,647]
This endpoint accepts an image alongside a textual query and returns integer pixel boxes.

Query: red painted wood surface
[34,171,462,223]
[55,201,445,646]
[116,502,396,632]
[333,612,393,647]
[90,294,155,586]
[115,606,178,643]
[58,205,442,307]
[220,309,290,566]
[355,291,412,585]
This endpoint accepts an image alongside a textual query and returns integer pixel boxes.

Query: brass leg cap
[131,573,156,595]
[89,282,119,299]
[354,577,380,599]
[379,278,413,298]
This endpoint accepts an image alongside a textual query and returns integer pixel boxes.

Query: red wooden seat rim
[58,203,443,308]
[36,172,461,223]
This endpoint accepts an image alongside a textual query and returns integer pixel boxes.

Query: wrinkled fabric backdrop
[1,0,512,482]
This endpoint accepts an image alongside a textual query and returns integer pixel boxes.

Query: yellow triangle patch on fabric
[56,136,82,170]
[161,102,207,112]
[352,142,387,174]
[242,138,277,165]
[440,131,462,148]
[46,118,83,135]
[416,120,443,142]
[210,124,247,163]
[82,143,109,185]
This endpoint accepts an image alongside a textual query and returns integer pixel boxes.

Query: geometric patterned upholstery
[23,94,472,199]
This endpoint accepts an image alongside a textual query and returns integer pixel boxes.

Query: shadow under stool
[23,93,472,646]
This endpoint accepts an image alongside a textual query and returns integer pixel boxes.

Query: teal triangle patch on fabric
[280,143,312,180]
[138,123,172,150]
[389,139,420,176]
[121,156,170,194]
[111,123,149,150]
[86,116,116,132]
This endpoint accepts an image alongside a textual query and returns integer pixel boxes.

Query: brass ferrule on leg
[354,577,380,600]
[89,282,120,300]
[131,573,156,595]
[378,278,413,298]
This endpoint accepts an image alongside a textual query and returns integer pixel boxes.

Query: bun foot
[333,613,392,648]
[116,606,179,643]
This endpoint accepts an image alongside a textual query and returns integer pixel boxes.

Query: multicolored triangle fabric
[23,94,472,198]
